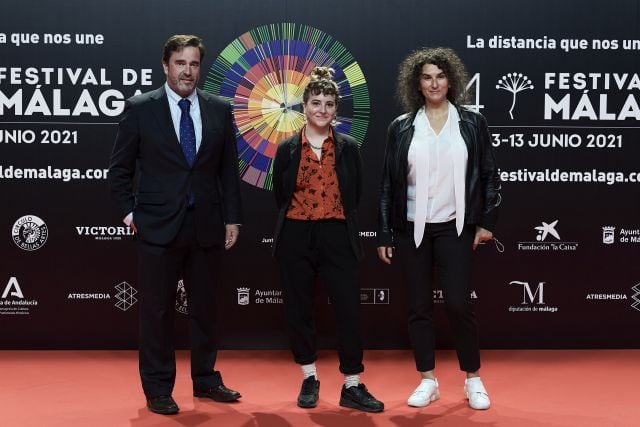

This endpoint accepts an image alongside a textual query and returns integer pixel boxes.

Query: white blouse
[407,102,468,246]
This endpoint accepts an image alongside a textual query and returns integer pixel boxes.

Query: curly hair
[396,47,470,112]
[303,66,340,104]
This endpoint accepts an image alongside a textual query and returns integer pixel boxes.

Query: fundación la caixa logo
[517,219,578,252]
[507,280,558,313]
[1,277,39,315]
[11,215,48,251]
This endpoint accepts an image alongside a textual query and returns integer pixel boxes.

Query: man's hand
[224,224,240,250]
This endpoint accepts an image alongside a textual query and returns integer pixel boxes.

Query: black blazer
[108,86,242,247]
[272,129,364,260]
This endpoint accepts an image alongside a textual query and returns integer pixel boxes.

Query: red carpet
[1,349,637,426]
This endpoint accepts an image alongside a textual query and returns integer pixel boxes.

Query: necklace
[304,128,328,150]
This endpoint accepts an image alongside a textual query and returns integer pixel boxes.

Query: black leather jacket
[377,105,501,246]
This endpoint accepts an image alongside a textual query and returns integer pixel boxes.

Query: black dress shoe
[146,395,179,415]
[194,384,242,402]
[339,383,384,413]
[297,376,320,408]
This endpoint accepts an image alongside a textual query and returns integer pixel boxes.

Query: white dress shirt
[164,83,203,152]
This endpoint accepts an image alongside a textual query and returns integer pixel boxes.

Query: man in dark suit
[109,35,243,415]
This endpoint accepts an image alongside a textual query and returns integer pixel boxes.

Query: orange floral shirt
[286,129,345,220]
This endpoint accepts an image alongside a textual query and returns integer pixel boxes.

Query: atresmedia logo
[114,282,137,311]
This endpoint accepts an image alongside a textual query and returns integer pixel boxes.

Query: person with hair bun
[272,66,384,413]
[377,48,501,410]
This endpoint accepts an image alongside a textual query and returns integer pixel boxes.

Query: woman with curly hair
[272,66,384,413]
[377,48,501,410]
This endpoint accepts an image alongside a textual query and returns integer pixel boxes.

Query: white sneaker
[464,377,490,410]
[407,378,440,407]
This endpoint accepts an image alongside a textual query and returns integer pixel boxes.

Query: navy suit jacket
[109,86,242,247]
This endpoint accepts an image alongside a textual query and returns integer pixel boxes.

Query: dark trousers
[137,210,223,398]
[396,220,481,373]
[276,219,364,375]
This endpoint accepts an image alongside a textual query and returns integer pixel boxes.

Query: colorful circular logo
[204,23,370,190]
[12,215,48,251]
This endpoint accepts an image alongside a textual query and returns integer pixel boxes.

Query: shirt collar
[413,100,453,126]
[301,126,334,146]
[164,82,198,106]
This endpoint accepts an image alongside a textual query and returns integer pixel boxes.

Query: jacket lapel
[286,133,303,198]
[195,89,213,165]
[149,86,189,166]
[333,127,345,161]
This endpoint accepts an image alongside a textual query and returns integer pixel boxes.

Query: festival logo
[496,73,534,119]
[206,23,370,190]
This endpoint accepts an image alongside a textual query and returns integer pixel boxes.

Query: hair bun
[309,66,334,81]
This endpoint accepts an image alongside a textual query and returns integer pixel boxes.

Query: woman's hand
[377,246,394,264]
[473,226,493,250]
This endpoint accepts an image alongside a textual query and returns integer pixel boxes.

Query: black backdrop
[2,0,639,349]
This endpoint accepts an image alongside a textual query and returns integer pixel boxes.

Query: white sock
[344,374,360,388]
[301,363,317,379]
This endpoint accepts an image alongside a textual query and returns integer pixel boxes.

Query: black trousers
[276,219,364,375]
[396,220,481,373]
[137,210,223,398]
